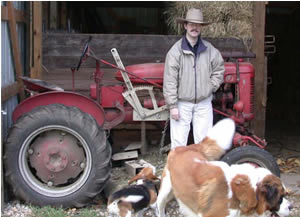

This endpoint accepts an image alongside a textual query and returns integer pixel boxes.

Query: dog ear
[146,173,160,182]
[128,173,142,184]
[231,174,258,214]
[258,181,280,208]
[128,167,159,184]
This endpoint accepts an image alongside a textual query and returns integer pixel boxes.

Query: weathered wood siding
[42,33,247,69]
[42,33,248,97]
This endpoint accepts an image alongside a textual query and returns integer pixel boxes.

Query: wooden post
[140,121,148,154]
[31,2,42,79]
[251,2,266,138]
[49,2,57,30]
[29,1,33,73]
[1,82,20,102]
[7,2,25,100]
[42,2,49,31]
[60,2,67,30]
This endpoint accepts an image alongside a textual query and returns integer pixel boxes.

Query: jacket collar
[181,36,207,55]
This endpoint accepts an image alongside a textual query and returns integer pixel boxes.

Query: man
[163,8,225,149]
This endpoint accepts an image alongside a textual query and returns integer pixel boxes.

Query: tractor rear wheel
[4,104,111,207]
[221,146,280,177]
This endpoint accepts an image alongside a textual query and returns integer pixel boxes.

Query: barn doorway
[265,2,300,152]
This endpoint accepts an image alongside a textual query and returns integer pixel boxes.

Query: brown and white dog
[156,118,293,217]
[107,167,160,217]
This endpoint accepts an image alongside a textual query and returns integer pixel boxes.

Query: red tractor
[4,38,279,207]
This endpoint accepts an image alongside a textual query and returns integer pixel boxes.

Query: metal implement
[111,48,169,121]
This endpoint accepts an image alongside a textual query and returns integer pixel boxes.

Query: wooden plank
[25,3,30,73]
[42,33,248,69]
[124,142,142,151]
[1,6,8,20]
[140,121,147,154]
[111,151,138,161]
[41,67,121,92]
[251,2,266,138]
[40,80,93,91]
[7,2,25,100]
[42,34,246,51]
[41,33,251,98]
[14,9,26,23]
[1,82,19,102]
[42,56,166,69]
[60,2,67,30]
[29,2,34,78]
[43,68,117,79]
[31,2,42,79]
[1,6,26,23]
[42,2,49,30]
[114,123,158,130]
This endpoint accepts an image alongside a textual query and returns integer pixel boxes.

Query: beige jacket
[163,37,225,109]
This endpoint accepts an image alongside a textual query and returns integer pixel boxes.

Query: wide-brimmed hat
[176,8,210,25]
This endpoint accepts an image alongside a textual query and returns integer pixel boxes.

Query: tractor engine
[213,61,255,124]
[113,61,255,125]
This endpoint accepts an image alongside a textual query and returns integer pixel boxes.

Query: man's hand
[170,108,180,121]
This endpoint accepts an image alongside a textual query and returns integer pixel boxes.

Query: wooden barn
[2,1,300,139]
[1,1,300,205]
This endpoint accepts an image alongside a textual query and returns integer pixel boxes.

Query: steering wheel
[76,36,92,71]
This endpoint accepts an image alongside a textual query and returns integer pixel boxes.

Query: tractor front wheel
[221,146,280,177]
[4,104,111,207]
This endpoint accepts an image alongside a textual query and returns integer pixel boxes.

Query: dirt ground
[264,125,300,217]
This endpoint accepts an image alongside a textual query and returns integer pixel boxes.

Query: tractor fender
[13,91,105,127]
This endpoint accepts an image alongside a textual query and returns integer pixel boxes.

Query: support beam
[140,121,148,154]
[1,6,26,23]
[60,2,67,30]
[251,2,267,138]
[42,2,49,31]
[7,2,25,100]
[31,2,42,79]
[1,82,19,102]
[49,2,57,30]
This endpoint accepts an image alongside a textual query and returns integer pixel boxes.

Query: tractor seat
[21,76,64,92]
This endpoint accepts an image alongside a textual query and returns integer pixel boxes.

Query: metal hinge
[265,35,276,55]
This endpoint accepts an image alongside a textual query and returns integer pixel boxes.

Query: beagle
[107,167,159,217]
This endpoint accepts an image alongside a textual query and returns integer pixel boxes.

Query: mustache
[191,29,199,32]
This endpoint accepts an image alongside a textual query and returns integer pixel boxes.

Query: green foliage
[30,206,66,217]
[72,208,99,217]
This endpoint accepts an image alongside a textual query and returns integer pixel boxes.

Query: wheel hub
[29,130,86,185]
[44,147,68,172]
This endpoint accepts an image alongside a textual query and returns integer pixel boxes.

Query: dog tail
[199,118,235,161]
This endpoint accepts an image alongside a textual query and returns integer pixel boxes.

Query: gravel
[2,201,32,217]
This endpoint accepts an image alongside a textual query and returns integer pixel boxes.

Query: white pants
[170,96,213,149]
